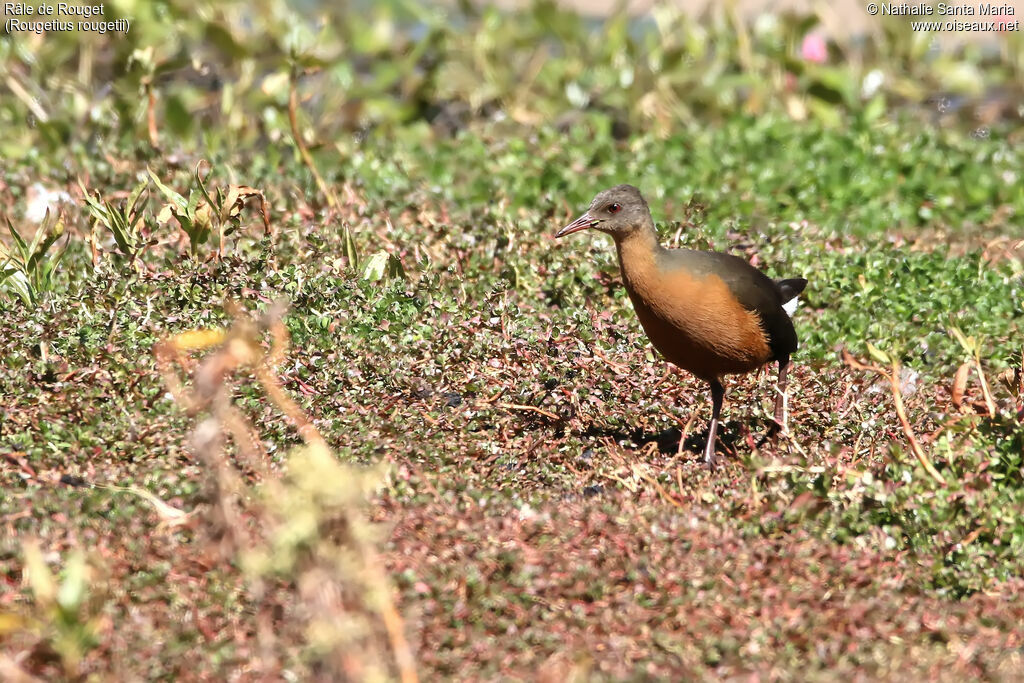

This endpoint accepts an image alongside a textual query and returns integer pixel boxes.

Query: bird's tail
[777,277,807,316]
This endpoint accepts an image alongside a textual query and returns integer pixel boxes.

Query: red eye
[608,203,621,214]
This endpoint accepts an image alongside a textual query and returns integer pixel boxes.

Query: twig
[498,403,560,421]
[288,65,339,209]
[4,73,48,122]
[950,326,998,417]
[590,346,630,375]
[643,471,687,510]
[756,465,827,475]
[841,348,946,486]
[144,78,159,148]
[659,405,697,457]
[767,427,810,460]
[976,360,998,418]
[364,552,419,683]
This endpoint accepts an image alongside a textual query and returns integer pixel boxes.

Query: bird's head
[555,184,652,240]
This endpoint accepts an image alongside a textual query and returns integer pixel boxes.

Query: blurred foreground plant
[0,542,106,680]
[154,301,416,681]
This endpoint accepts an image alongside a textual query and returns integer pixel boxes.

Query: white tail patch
[782,297,800,317]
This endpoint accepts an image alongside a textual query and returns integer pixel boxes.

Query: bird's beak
[556,212,598,238]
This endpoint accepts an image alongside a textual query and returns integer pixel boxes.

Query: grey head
[555,184,653,240]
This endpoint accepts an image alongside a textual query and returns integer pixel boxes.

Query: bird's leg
[704,379,725,466]
[773,356,791,432]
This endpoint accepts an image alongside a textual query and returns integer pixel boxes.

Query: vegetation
[1,0,1022,679]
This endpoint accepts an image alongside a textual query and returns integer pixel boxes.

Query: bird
[555,184,806,466]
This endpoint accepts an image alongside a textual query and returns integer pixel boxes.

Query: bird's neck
[614,222,663,278]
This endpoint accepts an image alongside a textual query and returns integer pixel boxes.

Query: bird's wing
[660,250,799,359]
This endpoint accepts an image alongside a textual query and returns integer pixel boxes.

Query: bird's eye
[608,203,621,214]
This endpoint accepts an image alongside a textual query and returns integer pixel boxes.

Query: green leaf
[862,94,886,124]
[949,326,977,356]
[809,66,855,105]
[806,98,841,128]
[387,253,406,280]
[105,200,133,254]
[186,189,201,217]
[26,211,65,273]
[342,225,359,270]
[195,161,218,211]
[56,551,89,613]
[78,184,107,216]
[27,208,55,255]
[22,541,56,608]
[5,216,30,261]
[175,211,195,236]
[126,178,149,220]
[866,343,890,365]
[148,169,189,212]
[361,250,390,282]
